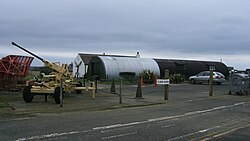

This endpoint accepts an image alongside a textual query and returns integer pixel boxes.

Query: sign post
[156,70,170,100]
[156,72,170,100]
[157,79,170,85]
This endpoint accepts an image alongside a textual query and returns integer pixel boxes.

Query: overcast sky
[0,0,249,69]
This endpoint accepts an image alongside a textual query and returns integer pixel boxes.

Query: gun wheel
[75,82,82,94]
[23,86,34,103]
[54,87,61,104]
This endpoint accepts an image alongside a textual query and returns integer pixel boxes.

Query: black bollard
[110,78,116,94]
[135,77,143,98]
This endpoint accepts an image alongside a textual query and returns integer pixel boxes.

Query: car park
[189,71,226,85]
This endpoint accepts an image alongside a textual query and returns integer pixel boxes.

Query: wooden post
[95,76,98,93]
[60,79,63,107]
[92,82,95,99]
[119,78,122,104]
[164,70,169,100]
[153,75,158,87]
[209,69,214,96]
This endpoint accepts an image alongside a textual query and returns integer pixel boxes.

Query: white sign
[157,79,170,85]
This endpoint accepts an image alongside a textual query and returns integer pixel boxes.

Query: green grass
[0,98,10,108]
[0,92,22,109]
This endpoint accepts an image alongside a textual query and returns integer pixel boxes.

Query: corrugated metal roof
[78,53,100,65]
[98,56,160,79]
[154,59,229,78]
[78,53,135,65]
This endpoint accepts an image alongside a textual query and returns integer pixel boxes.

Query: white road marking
[16,130,92,141]
[13,117,35,121]
[161,124,175,128]
[101,132,138,140]
[0,117,35,122]
[168,126,221,141]
[93,121,149,130]
[204,123,250,140]
[101,126,134,133]
[93,124,122,130]
[168,117,250,141]
[15,101,249,141]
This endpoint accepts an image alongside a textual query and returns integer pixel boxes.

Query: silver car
[189,71,226,85]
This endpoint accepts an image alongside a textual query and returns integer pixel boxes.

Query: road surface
[0,84,249,140]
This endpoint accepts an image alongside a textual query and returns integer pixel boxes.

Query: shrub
[119,72,137,83]
[170,74,185,84]
[138,69,156,84]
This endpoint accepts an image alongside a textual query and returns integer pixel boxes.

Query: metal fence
[228,73,250,95]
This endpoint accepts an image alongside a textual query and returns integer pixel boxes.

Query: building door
[91,62,101,79]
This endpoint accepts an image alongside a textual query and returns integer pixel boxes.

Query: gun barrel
[11,42,44,62]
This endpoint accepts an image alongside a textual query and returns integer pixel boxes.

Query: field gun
[11,42,95,104]
[12,42,70,81]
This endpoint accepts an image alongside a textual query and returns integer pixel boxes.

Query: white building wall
[73,54,86,78]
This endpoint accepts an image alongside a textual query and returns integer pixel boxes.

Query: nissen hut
[87,56,160,80]
[154,59,229,78]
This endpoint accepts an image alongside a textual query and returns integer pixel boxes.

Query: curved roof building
[154,59,229,78]
[87,56,160,80]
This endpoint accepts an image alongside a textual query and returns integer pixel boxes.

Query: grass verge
[0,98,11,109]
[0,92,22,109]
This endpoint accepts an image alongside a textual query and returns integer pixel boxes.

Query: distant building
[154,59,229,79]
[73,53,100,78]
[73,53,135,78]
[87,56,160,80]
[74,53,229,80]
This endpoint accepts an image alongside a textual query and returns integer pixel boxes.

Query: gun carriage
[11,42,94,104]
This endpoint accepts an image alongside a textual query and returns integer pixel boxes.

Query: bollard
[164,70,169,100]
[110,78,116,94]
[136,77,143,98]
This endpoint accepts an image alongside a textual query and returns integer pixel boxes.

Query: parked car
[189,71,226,85]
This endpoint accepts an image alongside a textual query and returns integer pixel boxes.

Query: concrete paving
[0,83,230,119]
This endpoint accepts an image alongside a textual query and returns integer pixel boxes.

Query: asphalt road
[1,84,250,141]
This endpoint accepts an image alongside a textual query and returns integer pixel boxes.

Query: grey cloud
[1,0,250,69]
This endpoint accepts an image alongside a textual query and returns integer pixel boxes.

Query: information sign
[157,79,170,85]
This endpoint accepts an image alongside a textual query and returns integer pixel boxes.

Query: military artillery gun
[12,42,94,104]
